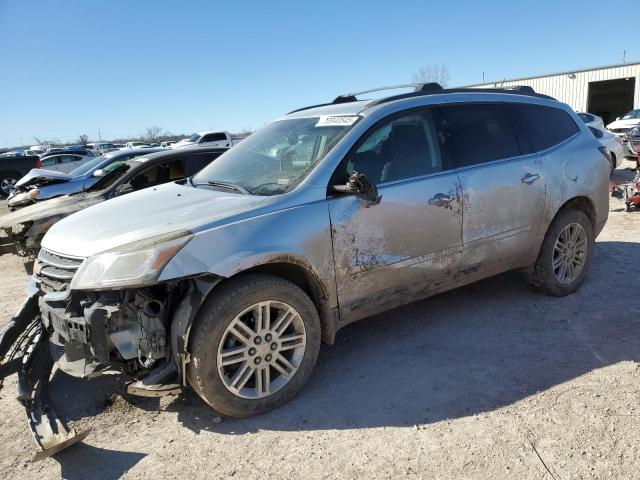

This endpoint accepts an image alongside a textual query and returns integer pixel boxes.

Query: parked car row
[0,146,227,265]
[0,83,610,459]
[577,110,638,163]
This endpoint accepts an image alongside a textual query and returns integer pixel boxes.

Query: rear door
[436,103,547,275]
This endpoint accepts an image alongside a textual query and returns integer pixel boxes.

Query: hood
[0,192,102,228]
[42,182,269,258]
[606,119,640,130]
[14,169,73,190]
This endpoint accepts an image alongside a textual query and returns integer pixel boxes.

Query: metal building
[469,62,640,126]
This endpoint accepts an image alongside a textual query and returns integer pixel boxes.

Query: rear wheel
[187,274,321,417]
[0,172,20,198]
[528,208,594,296]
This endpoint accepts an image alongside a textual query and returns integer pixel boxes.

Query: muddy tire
[187,274,321,417]
[527,208,594,296]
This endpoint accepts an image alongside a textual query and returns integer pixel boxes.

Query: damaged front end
[0,193,101,266]
[0,294,90,461]
[0,241,215,460]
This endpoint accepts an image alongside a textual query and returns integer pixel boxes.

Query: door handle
[429,193,454,207]
[521,173,540,185]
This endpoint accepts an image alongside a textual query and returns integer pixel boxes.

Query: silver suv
[0,84,610,457]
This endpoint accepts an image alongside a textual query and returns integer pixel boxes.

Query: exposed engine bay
[0,248,218,460]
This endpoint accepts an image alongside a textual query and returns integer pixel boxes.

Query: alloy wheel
[217,300,307,399]
[0,177,16,196]
[552,222,588,284]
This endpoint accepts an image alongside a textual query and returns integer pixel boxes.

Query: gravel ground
[0,161,639,479]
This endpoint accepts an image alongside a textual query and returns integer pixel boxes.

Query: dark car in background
[0,146,228,264]
[0,155,42,198]
[7,148,164,209]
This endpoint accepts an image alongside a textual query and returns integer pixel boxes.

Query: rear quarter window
[507,104,579,152]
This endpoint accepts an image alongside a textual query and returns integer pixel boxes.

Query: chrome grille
[35,248,84,294]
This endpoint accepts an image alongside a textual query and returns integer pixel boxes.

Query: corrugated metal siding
[470,64,640,112]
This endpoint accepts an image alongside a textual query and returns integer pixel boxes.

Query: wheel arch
[238,261,336,345]
[175,258,336,368]
[552,196,597,230]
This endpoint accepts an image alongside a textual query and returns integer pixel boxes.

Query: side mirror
[92,168,105,178]
[330,171,381,205]
[114,183,134,196]
[616,117,621,121]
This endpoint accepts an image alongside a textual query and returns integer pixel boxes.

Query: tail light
[35,158,41,168]
[598,146,612,163]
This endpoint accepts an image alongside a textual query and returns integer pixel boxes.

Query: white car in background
[171,131,238,149]
[589,126,624,173]
[577,112,605,130]
[37,153,94,173]
[606,108,640,137]
[120,142,152,150]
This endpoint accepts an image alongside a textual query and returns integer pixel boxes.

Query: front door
[328,108,463,323]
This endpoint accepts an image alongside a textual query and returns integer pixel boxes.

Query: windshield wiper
[193,179,252,195]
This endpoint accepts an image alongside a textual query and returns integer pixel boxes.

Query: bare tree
[143,126,163,143]
[77,134,89,145]
[33,136,62,147]
[412,64,451,87]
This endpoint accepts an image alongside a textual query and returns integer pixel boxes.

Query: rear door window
[129,160,186,190]
[436,104,521,168]
[201,133,228,142]
[506,104,579,152]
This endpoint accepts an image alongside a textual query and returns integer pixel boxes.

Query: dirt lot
[1,162,639,480]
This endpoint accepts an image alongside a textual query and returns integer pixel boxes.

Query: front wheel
[187,274,321,417]
[527,208,595,296]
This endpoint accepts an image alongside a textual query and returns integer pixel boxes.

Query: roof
[284,83,557,120]
[466,61,640,87]
[126,145,229,164]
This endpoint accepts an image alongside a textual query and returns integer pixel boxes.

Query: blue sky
[0,0,637,147]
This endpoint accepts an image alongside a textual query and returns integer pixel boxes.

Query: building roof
[467,61,640,87]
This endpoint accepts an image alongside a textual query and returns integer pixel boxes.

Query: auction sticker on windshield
[315,115,360,127]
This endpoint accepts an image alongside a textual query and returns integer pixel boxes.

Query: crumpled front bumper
[0,294,90,461]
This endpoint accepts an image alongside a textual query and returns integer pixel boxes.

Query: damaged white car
[0,84,610,459]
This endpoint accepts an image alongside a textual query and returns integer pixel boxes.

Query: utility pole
[482,72,485,82]
[623,50,627,63]
[98,129,102,141]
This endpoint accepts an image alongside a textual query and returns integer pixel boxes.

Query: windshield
[184,134,200,143]
[192,116,358,195]
[622,109,640,120]
[69,155,105,177]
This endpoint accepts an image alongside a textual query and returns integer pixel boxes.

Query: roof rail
[288,83,439,114]
[369,84,555,107]
[287,83,554,115]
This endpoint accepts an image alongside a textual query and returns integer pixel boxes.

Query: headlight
[8,189,39,205]
[629,126,640,137]
[70,230,193,290]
